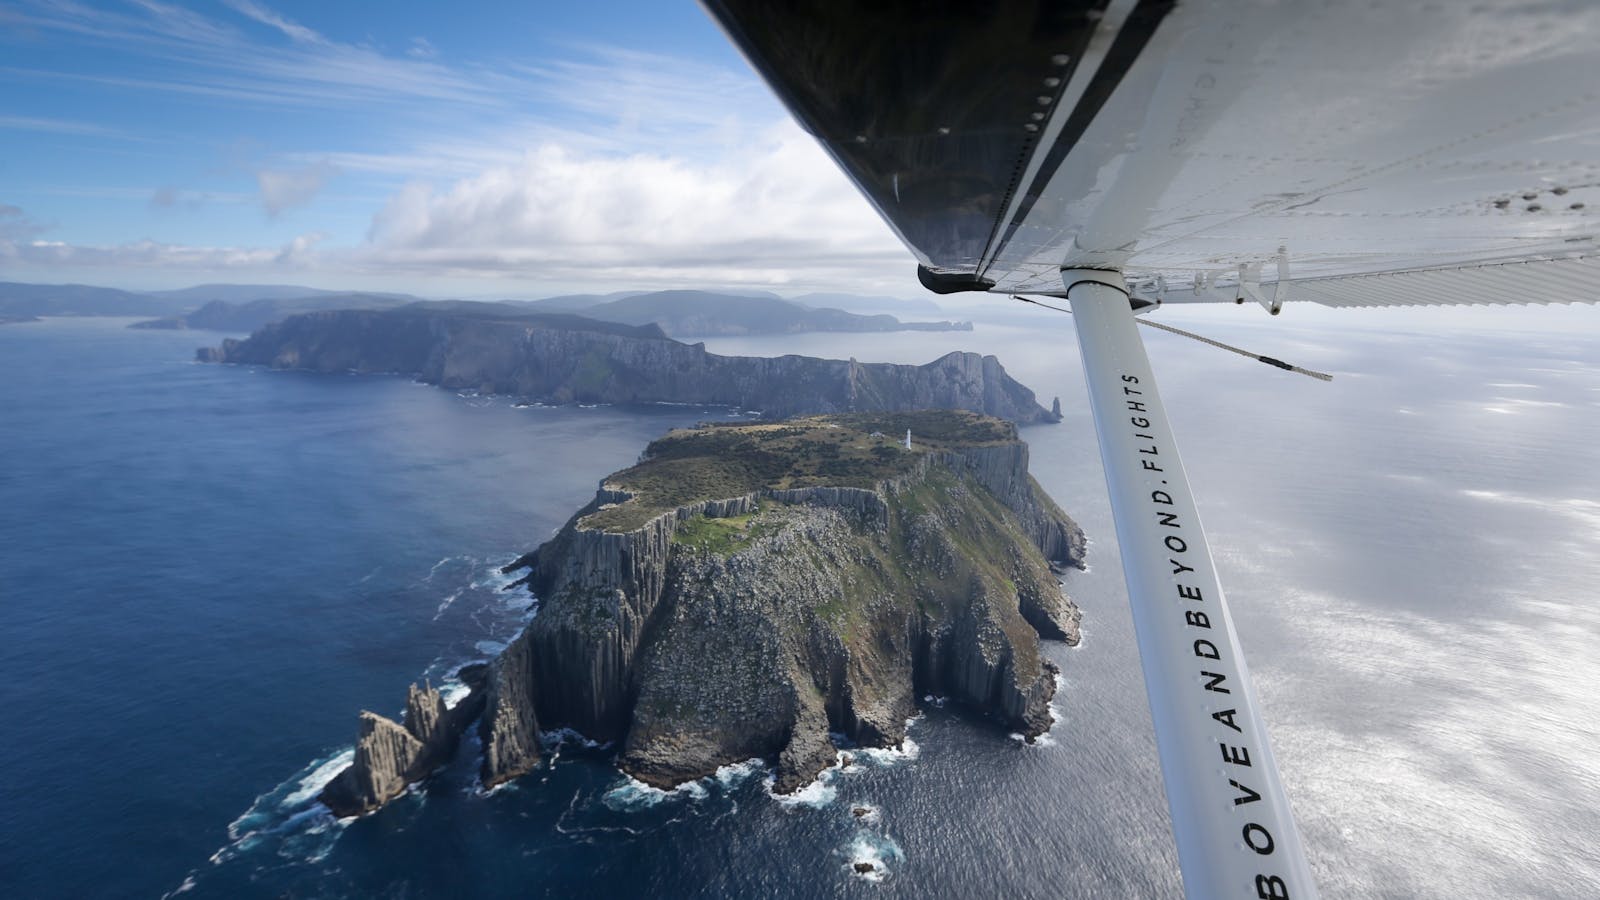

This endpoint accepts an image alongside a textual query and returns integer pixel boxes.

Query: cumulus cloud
[362,122,907,288]
[275,231,326,266]
[256,160,337,216]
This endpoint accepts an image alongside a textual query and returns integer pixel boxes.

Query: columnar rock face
[480,411,1086,793]
[325,411,1087,815]
[479,628,542,789]
[200,306,1060,424]
[320,670,487,817]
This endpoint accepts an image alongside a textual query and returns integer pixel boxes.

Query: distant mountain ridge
[140,284,413,303]
[131,294,415,332]
[0,282,187,318]
[1,281,964,338]
[0,281,422,322]
[534,289,971,337]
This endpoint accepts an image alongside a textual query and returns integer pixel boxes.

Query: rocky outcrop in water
[319,667,487,817]
[198,305,1059,424]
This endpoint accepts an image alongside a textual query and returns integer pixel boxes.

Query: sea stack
[320,669,488,817]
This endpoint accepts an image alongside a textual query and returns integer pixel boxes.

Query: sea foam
[843,832,904,883]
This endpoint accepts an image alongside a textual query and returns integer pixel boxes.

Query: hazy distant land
[0,281,965,338]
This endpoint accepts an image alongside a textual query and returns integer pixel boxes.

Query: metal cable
[1011,294,1334,382]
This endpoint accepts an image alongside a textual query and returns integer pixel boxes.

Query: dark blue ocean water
[3,311,1599,898]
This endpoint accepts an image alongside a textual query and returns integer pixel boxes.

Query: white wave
[474,777,517,798]
[920,693,947,708]
[433,589,464,620]
[210,751,352,868]
[282,748,355,807]
[474,639,508,656]
[473,567,520,592]
[854,736,920,765]
[843,833,904,883]
[602,774,707,811]
[160,873,197,898]
[713,758,766,787]
[426,556,467,582]
[541,727,605,750]
[766,768,837,808]
[438,680,472,710]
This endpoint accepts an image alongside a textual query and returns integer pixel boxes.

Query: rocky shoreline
[318,411,1085,815]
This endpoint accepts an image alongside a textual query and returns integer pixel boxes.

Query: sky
[0,0,915,297]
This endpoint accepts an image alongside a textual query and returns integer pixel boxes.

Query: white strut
[1064,268,1317,899]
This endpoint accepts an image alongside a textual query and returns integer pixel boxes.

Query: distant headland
[321,410,1085,817]
[197,303,1061,424]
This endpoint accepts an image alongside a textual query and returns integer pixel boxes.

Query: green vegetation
[584,410,1012,532]
[671,509,766,555]
[570,348,615,397]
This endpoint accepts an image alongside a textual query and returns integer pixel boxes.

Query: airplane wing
[701,2,1600,898]
[705,0,1600,304]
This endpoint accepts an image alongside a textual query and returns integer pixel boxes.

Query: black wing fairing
[702,0,1116,277]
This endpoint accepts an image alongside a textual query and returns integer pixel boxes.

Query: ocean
[2,308,1598,898]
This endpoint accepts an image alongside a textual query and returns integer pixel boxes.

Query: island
[198,304,1061,424]
[321,410,1085,817]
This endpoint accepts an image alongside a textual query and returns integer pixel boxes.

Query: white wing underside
[1149,254,1600,308]
[980,0,1600,309]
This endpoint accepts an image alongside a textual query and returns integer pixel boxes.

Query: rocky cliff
[320,411,1084,815]
[198,305,1059,424]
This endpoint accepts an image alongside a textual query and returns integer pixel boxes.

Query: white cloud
[360,122,907,288]
[275,231,327,266]
[256,160,337,216]
[3,122,916,293]
[0,233,322,270]
[0,6,918,295]
[5,0,507,110]
[221,0,327,46]
[0,114,127,137]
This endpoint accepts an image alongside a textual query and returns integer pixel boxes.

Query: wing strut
[1065,269,1318,899]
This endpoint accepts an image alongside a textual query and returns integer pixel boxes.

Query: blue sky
[0,0,909,296]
